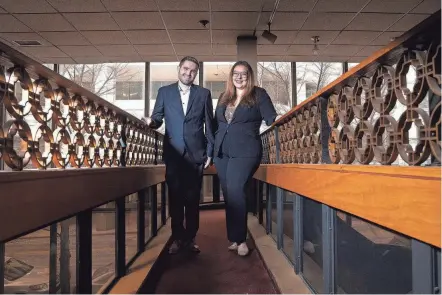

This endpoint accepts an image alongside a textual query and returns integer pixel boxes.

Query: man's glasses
[233,72,248,78]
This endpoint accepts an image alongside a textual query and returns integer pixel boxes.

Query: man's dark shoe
[169,240,181,254]
[186,239,201,253]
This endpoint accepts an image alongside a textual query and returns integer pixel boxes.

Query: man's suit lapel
[185,85,197,117]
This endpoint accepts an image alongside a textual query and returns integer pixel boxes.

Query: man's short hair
[179,56,199,69]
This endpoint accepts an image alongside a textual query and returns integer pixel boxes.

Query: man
[143,56,214,254]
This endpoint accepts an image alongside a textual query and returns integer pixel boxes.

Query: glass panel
[156,184,162,230]
[296,62,342,104]
[59,63,145,119]
[144,189,152,244]
[282,190,295,264]
[125,194,138,264]
[58,217,77,293]
[437,249,441,293]
[302,197,323,293]
[262,182,268,227]
[336,211,412,293]
[92,202,116,293]
[4,228,52,294]
[270,185,277,242]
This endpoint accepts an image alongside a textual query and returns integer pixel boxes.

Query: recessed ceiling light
[13,40,43,46]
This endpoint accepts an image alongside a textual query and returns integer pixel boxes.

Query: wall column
[237,36,257,82]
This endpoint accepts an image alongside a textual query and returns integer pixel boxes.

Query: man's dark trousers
[165,150,203,243]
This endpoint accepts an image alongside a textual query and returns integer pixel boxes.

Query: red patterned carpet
[152,210,278,294]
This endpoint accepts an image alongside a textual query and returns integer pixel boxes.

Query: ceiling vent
[13,40,43,46]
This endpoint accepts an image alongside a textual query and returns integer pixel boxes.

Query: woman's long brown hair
[219,61,256,107]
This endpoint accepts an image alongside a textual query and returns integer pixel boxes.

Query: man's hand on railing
[204,157,212,169]
[141,116,153,126]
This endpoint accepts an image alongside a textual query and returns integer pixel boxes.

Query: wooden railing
[0,41,163,171]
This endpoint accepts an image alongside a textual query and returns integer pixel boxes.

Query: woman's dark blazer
[213,86,277,158]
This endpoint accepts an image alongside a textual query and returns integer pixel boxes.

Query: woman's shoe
[228,242,238,250]
[237,242,249,256]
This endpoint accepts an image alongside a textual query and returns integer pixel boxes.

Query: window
[150,81,175,100]
[116,81,143,100]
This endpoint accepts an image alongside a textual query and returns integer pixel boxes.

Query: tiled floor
[152,210,278,294]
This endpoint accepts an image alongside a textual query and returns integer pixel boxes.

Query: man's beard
[179,74,194,86]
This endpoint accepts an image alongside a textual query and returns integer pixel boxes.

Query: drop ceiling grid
[0,0,437,63]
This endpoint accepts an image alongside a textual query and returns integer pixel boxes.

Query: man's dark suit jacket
[150,82,215,164]
[213,86,277,158]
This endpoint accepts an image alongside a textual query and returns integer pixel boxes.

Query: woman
[213,61,278,256]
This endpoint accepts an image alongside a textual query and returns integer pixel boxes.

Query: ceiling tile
[96,45,137,56]
[211,0,262,11]
[212,44,236,55]
[354,45,383,56]
[0,0,56,13]
[212,12,258,30]
[314,0,368,12]
[363,0,422,13]
[113,12,164,30]
[174,44,211,55]
[162,12,211,30]
[40,31,90,45]
[59,45,102,57]
[303,12,355,30]
[195,55,235,61]
[346,13,402,31]
[169,30,210,44]
[264,12,308,30]
[105,55,142,62]
[174,44,212,56]
[332,31,381,45]
[412,0,440,13]
[39,57,76,63]
[321,44,362,56]
[16,13,75,31]
[387,14,429,31]
[63,13,119,30]
[263,0,316,12]
[125,30,170,44]
[287,44,315,55]
[141,55,176,62]
[0,15,31,32]
[21,46,68,57]
[0,32,52,46]
[370,31,403,45]
[159,0,209,11]
[47,0,106,12]
[293,30,340,45]
[258,45,290,55]
[135,44,175,55]
[257,30,296,45]
[212,30,250,44]
[101,0,157,11]
[72,56,106,63]
[82,31,130,45]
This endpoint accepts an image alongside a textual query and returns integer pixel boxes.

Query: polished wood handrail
[254,164,441,248]
[0,165,166,243]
